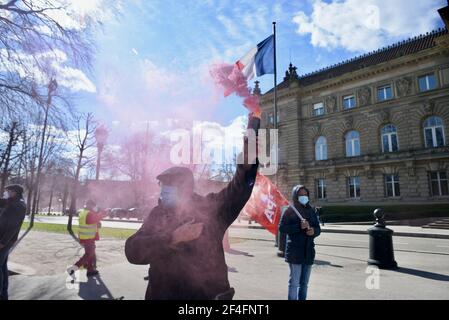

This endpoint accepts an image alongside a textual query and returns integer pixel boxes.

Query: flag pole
[273,21,278,186]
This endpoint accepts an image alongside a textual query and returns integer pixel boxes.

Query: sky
[62,0,446,139]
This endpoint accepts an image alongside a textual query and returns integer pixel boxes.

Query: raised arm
[208,113,260,227]
[210,161,258,227]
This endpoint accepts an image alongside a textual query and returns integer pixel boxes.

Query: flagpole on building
[273,21,278,186]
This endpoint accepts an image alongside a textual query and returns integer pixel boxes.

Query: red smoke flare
[209,63,261,118]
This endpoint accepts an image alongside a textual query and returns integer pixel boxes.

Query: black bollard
[367,208,398,269]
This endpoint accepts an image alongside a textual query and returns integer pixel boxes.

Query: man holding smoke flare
[125,113,260,300]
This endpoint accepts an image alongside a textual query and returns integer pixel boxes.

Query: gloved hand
[247,112,261,136]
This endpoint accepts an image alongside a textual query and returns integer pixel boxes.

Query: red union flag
[241,173,289,235]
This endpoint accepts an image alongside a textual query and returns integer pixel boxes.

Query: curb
[102,218,142,224]
[230,224,265,230]
[319,229,449,239]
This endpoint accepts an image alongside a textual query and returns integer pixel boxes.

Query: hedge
[318,204,449,223]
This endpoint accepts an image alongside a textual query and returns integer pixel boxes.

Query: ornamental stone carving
[326,95,338,113]
[358,86,372,107]
[344,116,354,129]
[396,77,412,97]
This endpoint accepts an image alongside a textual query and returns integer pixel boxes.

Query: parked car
[128,207,152,221]
[108,208,129,219]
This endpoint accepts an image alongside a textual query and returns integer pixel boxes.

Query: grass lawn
[21,222,137,239]
[320,204,449,223]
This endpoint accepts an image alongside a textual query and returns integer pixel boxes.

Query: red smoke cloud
[209,63,261,118]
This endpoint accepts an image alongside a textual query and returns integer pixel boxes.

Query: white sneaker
[66,265,79,277]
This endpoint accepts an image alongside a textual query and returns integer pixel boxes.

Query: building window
[423,116,445,148]
[313,102,325,116]
[316,179,326,200]
[315,136,328,161]
[429,172,449,196]
[377,85,393,101]
[343,95,356,110]
[347,176,361,198]
[345,131,360,157]
[385,174,400,197]
[268,112,274,125]
[418,74,437,92]
[381,124,399,153]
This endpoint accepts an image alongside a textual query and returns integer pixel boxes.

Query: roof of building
[265,27,448,94]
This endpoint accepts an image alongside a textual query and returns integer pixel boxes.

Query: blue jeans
[0,245,10,300]
[288,263,312,300]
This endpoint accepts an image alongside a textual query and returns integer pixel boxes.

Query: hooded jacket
[278,185,321,265]
[125,163,258,300]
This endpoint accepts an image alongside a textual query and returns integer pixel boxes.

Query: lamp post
[94,125,108,180]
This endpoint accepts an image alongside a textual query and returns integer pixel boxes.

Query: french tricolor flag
[235,35,275,80]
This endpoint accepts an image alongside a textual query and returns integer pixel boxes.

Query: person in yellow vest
[68,199,107,277]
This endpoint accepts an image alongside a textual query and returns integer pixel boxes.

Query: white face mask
[298,195,309,206]
[3,191,10,199]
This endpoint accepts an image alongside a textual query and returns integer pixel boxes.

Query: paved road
[28,215,449,254]
[8,229,449,299]
[229,227,449,255]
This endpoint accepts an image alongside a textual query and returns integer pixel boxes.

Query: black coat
[125,163,257,300]
[0,198,27,247]
[279,203,321,265]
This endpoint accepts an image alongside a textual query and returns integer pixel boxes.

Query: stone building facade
[260,28,449,205]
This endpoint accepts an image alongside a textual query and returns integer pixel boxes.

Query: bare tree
[0,0,101,115]
[0,121,22,192]
[67,112,97,218]
[102,130,172,207]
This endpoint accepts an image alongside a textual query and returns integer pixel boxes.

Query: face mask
[298,195,309,206]
[3,191,10,199]
[160,185,178,209]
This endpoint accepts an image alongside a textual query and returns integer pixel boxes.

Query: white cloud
[292,0,444,52]
[0,49,96,93]
[43,0,120,30]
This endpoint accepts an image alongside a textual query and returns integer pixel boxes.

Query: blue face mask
[298,195,309,206]
[160,185,178,209]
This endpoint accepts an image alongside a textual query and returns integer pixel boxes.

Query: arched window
[424,116,445,148]
[345,131,360,157]
[381,124,399,153]
[315,136,328,161]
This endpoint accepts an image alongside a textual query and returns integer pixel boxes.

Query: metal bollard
[367,208,398,269]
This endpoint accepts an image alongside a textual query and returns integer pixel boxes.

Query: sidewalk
[231,221,449,239]
[7,229,449,300]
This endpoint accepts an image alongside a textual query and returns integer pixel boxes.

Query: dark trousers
[75,241,96,272]
[0,245,10,300]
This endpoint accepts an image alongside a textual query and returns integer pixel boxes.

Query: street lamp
[94,125,108,180]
